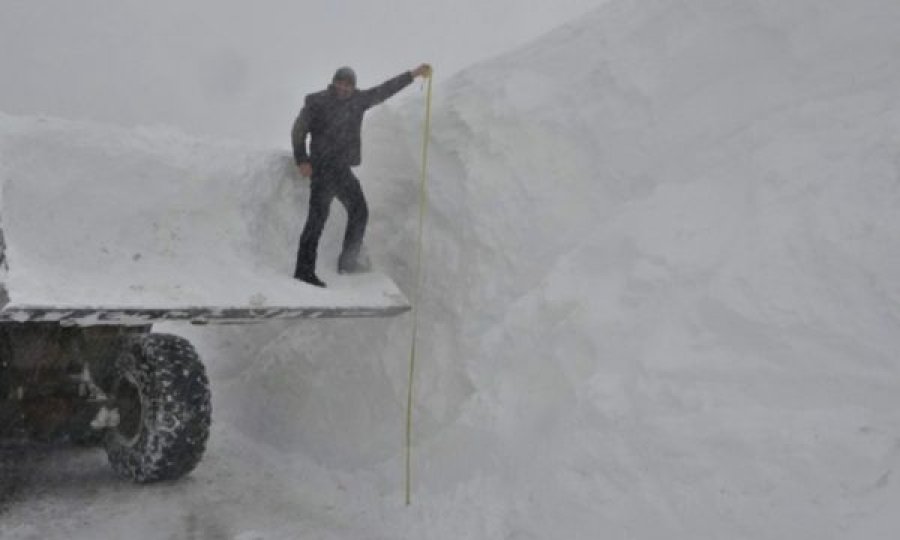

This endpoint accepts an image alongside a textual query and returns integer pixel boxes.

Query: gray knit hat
[332,66,357,86]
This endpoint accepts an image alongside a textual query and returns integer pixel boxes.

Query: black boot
[294,270,326,288]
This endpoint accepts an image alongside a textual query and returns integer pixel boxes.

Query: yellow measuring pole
[406,67,433,506]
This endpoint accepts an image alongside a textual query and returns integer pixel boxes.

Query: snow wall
[4,0,900,538]
[203,0,900,537]
[191,0,900,537]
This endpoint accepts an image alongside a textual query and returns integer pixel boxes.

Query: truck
[0,114,410,482]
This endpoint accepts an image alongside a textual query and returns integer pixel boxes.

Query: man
[291,63,432,287]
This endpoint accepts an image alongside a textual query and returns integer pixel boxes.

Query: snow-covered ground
[3,0,900,538]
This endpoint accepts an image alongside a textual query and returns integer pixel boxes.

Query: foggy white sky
[0,0,605,147]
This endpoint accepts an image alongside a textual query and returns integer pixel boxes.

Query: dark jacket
[292,71,414,168]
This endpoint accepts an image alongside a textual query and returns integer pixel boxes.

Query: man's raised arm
[361,63,432,109]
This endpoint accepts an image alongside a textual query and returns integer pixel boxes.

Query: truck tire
[105,333,211,482]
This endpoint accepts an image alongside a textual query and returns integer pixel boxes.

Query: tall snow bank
[384,0,900,536]
[215,0,900,537]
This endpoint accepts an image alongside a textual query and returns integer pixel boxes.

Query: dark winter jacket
[292,71,414,168]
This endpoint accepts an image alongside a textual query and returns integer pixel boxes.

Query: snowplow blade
[0,298,410,325]
[0,114,410,325]
[0,272,410,325]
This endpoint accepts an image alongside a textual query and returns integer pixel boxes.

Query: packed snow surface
[3,0,900,538]
[0,115,407,320]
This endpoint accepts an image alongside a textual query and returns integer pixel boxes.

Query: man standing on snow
[291,63,432,287]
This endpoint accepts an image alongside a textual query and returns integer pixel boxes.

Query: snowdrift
[0,114,408,324]
[219,0,900,537]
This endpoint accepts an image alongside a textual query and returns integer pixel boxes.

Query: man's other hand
[298,163,312,177]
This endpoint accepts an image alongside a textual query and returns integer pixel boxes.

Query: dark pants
[294,164,368,276]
